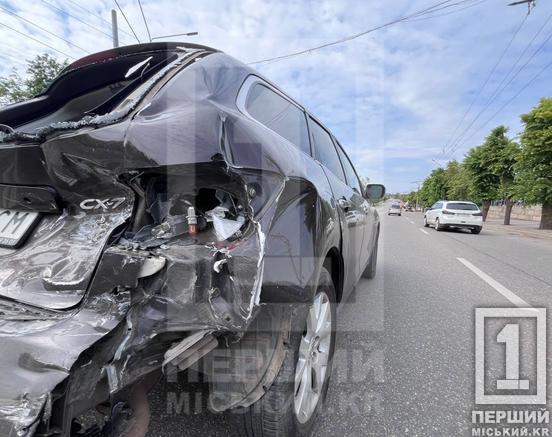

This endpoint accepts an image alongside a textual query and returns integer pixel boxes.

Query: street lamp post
[151,32,199,41]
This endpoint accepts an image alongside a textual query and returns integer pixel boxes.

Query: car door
[334,140,372,271]
[308,117,362,295]
[427,202,442,222]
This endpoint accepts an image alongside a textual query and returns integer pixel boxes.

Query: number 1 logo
[496,323,530,391]
[475,308,546,405]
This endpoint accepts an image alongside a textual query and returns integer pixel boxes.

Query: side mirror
[364,183,386,200]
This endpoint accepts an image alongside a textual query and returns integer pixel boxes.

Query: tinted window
[446,202,479,211]
[335,143,362,193]
[391,204,400,209]
[309,118,345,181]
[245,83,310,154]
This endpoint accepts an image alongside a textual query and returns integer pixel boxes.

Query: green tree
[481,126,520,225]
[464,144,500,221]
[0,54,68,106]
[445,160,470,201]
[403,191,418,205]
[418,167,448,207]
[515,98,552,230]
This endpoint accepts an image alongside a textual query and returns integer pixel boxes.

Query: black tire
[423,216,429,227]
[398,213,402,216]
[231,267,337,437]
[362,237,378,279]
[435,218,442,231]
[471,227,481,234]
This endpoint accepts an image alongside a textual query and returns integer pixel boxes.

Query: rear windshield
[0,51,182,134]
[446,202,478,211]
[391,204,400,209]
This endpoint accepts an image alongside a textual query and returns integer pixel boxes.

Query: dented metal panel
[0,43,347,436]
[0,209,132,309]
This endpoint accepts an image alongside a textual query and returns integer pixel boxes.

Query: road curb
[483,223,552,241]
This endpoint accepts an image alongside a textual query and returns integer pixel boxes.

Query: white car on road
[424,201,483,234]
[388,204,402,216]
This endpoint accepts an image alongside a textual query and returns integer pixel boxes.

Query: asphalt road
[147,206,552,436]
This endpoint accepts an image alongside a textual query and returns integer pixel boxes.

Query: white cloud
[1,0,551,192]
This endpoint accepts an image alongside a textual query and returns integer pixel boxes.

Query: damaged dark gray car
[0,43,384,437]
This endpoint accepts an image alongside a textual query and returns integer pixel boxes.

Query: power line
[248,0,457,65]
[445,11,552,158]
[65,0,135,40]
[455,56,552,147]
[248,0,481,65]
[406,0,483,18]
[0,21,75,59]
[439,10,529,160]
[445,12,552,158]
[114,0,141,43]
[42,0,114,41]
[137,0,152,42]
[484,10,552,106]
[404,0,489,22]
[0,4,90,54]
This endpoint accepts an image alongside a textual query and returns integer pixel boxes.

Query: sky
[0,0,551,193]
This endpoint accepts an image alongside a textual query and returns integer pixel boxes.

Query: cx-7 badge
[80,197,126,210]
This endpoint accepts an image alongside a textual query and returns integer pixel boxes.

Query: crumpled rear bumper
[0,215,266,435]
[0,247,135,436]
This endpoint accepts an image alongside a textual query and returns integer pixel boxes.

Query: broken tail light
[121,166,283,249]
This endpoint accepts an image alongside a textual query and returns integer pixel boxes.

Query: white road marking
[409,220,415,224]
[419,228,429,235]
[457,258,533,308]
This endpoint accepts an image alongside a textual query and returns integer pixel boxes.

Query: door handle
[338,198,352,211]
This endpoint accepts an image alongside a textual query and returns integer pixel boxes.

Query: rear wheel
[231,267,337,437]
[423,216,429,227]
[471,227,481,234]
[435,218,442,231]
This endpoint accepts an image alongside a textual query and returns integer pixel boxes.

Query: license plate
[459,213,470,217]
[0,210,41,248]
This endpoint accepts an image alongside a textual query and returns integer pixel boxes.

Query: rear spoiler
[61,42,217,73]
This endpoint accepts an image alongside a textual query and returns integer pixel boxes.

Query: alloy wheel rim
[294,291,332,424]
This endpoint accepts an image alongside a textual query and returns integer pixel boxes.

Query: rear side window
[309,118,345,181]
[245,83,310,154]
[335,143,362,193]
[446,202,479,211]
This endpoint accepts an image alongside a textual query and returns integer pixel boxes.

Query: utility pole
[411,181,423,211]
[111,9,119,48]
